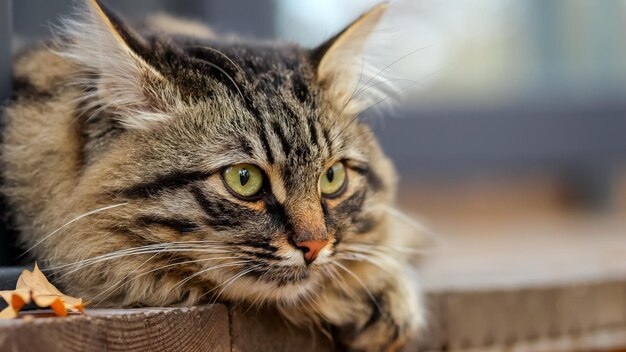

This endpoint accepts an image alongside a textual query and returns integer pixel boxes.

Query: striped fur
[1,1,423,350]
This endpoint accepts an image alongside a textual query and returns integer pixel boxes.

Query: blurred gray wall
[0,0,10,102]
[12,0,274,47]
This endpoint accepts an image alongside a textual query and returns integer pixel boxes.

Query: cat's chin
[216,264,327,306]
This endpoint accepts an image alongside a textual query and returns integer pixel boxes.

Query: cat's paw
[331,272,423,352]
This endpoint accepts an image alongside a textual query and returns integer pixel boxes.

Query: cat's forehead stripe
[270,121,292,156]
[258,128,276,164]
[116,170,211,198]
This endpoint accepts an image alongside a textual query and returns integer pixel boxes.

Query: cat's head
[55,0,398,305]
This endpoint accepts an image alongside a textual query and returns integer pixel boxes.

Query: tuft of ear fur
[57,0,174,129]
[312,3,397,116]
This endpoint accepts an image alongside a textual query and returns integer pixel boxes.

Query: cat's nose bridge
[287,200,328,245]
[291,222,329,264]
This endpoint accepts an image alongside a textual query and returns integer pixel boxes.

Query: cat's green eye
[223,164,264,198]
[320,161,347,197]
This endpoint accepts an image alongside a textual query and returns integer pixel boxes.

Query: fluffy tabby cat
[1,0,423,350]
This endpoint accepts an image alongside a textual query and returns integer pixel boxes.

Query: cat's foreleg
[328,267,423,352]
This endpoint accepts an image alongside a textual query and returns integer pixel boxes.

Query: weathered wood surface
[230,306,332,352]
[2,280,626,352]
[417,281,626,351]
[0,305,230,352]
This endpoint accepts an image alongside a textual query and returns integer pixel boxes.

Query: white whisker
[91,245,170,307]
[92,255,243,307]
[170,260,252,294]
[21,203,127,257]
[332,261,382,312]
[55,247,234,278]
[343,240,429,256]
[355,46,433,97]
[207,264,261,304]
[337,250,399,277]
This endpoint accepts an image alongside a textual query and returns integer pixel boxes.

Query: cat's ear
[59,0,174,129]
[311,3,390,114]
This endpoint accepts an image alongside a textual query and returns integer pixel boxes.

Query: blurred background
[1,0,626,291]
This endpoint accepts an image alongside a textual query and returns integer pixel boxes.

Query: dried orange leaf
[0,263,85,319]
[0,288,31,307]
[11,293,26,312]
[75,303,85,313]
[48,298,68,317]
[0,306,17,319]
[0,288,31,319]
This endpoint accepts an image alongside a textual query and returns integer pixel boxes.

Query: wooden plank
[0,305,230,352]
[431,281,626,351]
[0,281,625,352]
[452,327,626,352]
[591,281,626,328]
[230,306,332,352]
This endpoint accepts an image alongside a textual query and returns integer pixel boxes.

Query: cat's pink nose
[295,239,328,264]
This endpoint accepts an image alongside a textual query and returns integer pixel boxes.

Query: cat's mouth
[209,262,326,306]
[245,264,319,285]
